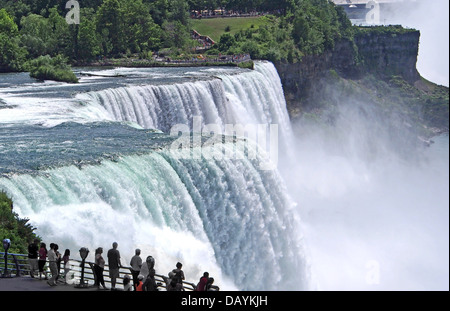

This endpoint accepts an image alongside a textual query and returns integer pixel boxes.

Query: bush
[238,60,254,70]
[25,55,78,83]
[0,191,39,254]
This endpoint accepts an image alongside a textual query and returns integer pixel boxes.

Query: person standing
[140,256,158,291]
[195,272,209,291]
[62,249,71,284]
[172,262,185,290]
[54,244,62,283]
[27,239,39,278]
[130,249,142,291]
[107,242,121,291]
[94,247,107,290]
[38,242,48,280]
[47,243,58,286]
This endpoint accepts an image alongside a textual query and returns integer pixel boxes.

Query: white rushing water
[0,143,310,291]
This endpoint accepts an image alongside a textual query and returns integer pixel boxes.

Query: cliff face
[275,28,448,141]
[354,30,421,83]
[275,29,422,116]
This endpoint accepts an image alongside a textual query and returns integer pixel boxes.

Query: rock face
[275,30,422,116]
[354,30,421,83]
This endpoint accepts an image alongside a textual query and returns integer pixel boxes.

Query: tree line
[1,0,354,73]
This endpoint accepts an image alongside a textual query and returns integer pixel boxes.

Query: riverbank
[76,55,254,70]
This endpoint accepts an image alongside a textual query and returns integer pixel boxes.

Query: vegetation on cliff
[0,192,39,254]
[210,0,352,63]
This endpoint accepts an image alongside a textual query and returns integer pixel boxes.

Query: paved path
[0,276,98,291]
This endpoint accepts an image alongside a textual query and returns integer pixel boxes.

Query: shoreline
[74,57,255,70]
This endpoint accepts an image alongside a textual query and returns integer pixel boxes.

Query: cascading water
[76,61,294,150]
[0,62,311,291]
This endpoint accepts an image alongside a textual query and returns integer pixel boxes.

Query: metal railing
[0,252,219,291]
[0,252,27,277]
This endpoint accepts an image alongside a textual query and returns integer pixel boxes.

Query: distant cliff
[275,26,449,135]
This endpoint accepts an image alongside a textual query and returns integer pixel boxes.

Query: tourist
[206,277,217,291]
[123,274,132,291]
[62,249,71,284]
[195,272,209,291]
[47,243,58,286]
[94,247,107,290]
[27,238,39,278]
[38,242,48,280]
[171,262,185,291]
[54,244,61,282]
[107,242,121,290]
[129,248,142,291]
[141,256,158,291]
[136,275,144,291]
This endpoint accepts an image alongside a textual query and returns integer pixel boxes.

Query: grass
[191,16,270,42]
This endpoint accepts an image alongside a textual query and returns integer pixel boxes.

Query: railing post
[12,255,20,277]
[1,239,11,278]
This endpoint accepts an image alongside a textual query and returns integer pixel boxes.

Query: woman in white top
[94,247,107,290]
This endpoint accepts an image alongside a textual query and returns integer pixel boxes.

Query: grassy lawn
[191,16,270,42]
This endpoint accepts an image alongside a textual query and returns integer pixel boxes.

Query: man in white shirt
[130,249,142,291]
[47,243,59,286]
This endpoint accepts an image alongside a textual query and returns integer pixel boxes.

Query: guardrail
[0,252,219,291]
[0,251,26,277]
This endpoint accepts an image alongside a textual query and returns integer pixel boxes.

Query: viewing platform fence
[0,251,219,291]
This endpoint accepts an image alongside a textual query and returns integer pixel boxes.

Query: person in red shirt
[195,272,209,291]
[38,242,48,280]
[136,275,144,291]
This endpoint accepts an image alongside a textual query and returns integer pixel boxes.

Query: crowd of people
[27,239,218,291]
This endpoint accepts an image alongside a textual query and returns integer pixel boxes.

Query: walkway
[0,275,97,291]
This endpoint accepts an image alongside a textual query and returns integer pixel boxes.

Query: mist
[382,0,449,86]
[281,98,449,290]
[277,0,449,290]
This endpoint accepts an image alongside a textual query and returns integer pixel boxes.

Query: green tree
[162,20,191,49]
[147,0,170,26]
[121,0,162,53]
[76,8,102,61]
[96,0,123,56]
[0,191,39,254]
[169,0,190,26]
[216,32,236,53]
[0,8,27,71]
[48,7,73,58]
[20,13,54,58]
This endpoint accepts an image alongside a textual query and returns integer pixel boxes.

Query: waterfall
[0,142,310,291]
[0,61,310,290]
[77,62,294,149]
